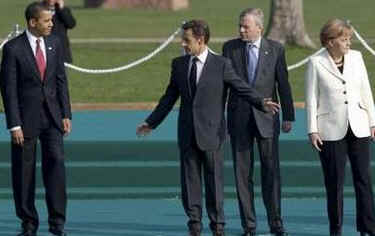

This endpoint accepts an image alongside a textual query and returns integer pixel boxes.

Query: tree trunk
[265,0,316,48]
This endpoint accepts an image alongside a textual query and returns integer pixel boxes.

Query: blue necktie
[247,44,258,85]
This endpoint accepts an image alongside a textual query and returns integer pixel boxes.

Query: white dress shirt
[247,37,261,60]
[188,47,209,84]
[10,30,47,132]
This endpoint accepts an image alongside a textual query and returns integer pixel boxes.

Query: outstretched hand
[263,98,280,114]
[136,122,152,137]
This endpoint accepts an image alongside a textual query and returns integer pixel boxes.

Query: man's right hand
[11,129,24,146]
[136,122,152,137]
[263,98,280,114]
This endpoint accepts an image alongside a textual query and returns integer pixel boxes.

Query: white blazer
[305,49,375,141]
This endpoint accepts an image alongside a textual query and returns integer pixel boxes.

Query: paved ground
[0,198,361,236]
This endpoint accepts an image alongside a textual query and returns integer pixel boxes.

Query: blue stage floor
[0,198,360,236]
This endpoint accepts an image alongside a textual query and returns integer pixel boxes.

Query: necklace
[334,57,344,65]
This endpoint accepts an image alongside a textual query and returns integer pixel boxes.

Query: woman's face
[328,33,352,56]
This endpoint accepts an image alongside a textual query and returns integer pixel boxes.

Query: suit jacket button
[342,81,346,84]
[343,91,347,94]
[345,101,348,104]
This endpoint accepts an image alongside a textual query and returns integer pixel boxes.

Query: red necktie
[35,39,46,81]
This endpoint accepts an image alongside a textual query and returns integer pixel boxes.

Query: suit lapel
[44,36,54,82]
[253,38,269,85]
[196,51,212,91]
[237,40,248,81]
[318,49,345,82]
[181,55,192,98]
[21,33,42,84]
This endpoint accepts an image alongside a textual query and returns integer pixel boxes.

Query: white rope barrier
[353,27,375,56]
[64,27,181,74]
[0,32,13,50]
[2,23,375,75]
[287,48,326,71]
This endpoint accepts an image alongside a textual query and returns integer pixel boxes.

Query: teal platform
[0,109,374,199]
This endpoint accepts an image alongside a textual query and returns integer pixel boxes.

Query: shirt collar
[26,29,45,46]
[191,47,209,64]
[247,37,261,48]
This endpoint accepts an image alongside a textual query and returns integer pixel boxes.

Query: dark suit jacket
[0,32,72,137]
[223,38,295,141]
[146,51,266,151]
[52,6,76,63]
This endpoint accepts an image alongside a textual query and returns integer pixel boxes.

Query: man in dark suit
[222,8,295,236]
[136,19,280,236]
[42,0,76,63]
[0,2,72,236]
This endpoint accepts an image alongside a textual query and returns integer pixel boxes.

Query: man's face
[239,14,262,42]
[29,10,53,37]
[181,29,204,56]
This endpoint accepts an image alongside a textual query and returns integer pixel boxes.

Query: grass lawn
[1,0,375,104]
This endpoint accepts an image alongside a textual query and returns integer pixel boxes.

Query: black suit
[145,50,266,232]
[0,32,71,232]
[51,5,76,63]
[223,38,294,233]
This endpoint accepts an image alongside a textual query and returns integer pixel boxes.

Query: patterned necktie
[189,57,199,97]
[35,39,46,81]
[247,44,258,85]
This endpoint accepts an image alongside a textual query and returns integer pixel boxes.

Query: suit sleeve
[275,46,295,121]
[56,7,76,29]
[55,38,72,119]
[358,52,375,127]
[305,59,319,134]
[0,43,22,129]
[145,59,180,128]
[223,58,265,111]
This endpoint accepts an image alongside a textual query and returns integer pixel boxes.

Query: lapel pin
[48,47,52,50]
[265,51,268,55]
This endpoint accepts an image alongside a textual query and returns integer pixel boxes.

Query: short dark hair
[25,1,49,22]
[182,20,210,44]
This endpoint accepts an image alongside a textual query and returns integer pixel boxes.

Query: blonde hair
[320,19,353,47]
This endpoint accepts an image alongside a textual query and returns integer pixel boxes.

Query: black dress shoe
[272,231,289,236]
[242,232,256,236]
[361,232,375,236]
[188,230,201,236]
[49,229,67,236]
[212,231,225,236]
[17,229,36,236]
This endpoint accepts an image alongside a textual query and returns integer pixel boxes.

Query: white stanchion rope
[64,27,181,73]
[287,48,325,71]
[2,24,375,74]
[353,27,375,56]
[0,32,13,50]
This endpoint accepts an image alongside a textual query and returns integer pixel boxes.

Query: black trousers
[230,115,283,233]
[179,132,225,233]
[11,104,66,232]
[319,126,375,234]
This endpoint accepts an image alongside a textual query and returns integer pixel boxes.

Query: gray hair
[239,8,264,28]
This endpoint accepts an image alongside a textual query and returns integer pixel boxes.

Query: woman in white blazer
[305,19,375,236]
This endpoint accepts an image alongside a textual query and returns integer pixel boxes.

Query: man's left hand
[263,98,280,115]
[282,121,292,133]
[62,118,71,136]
